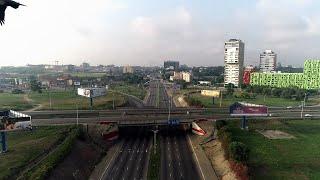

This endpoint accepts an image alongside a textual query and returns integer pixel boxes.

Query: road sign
[168,119,180,125]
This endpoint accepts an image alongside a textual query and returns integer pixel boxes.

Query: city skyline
[1,0,320,67]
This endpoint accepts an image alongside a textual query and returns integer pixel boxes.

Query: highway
[148,80,200,180]
[101,81,166,180]
[102,127,151,180]
[160,127,200,180]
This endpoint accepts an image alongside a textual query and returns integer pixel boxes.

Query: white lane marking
[99,141,123,180]
[187,135,205,180]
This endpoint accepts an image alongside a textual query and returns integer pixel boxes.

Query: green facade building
[250,60,320,89]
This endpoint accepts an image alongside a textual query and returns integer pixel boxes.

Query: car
[286,106,293,109]
[305,114,312,117]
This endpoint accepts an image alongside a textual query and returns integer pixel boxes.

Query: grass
[29,90,126,110]
[0,126,71,179]
[188,92,320,107]
[148,137,160,180]
[0,93,34,111]
[225,119,320,180]
[25,126,81,180]
[111,84,147,100]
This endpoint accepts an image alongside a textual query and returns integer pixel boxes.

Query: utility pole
[301,101,304,118]
[112,91,115,110]
[76,103,79,126]
[48,87,52,110]
[219,90,223,108]
[168,96,171,121]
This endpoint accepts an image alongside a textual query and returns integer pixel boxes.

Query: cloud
[1,1,320,67]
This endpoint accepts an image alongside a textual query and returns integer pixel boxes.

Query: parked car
[286,106,293,109]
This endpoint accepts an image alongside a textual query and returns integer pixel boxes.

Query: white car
[286,106,293,109]
[305,114,312,117]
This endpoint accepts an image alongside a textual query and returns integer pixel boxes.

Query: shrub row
[216,120,250,180]
[184,96,204,107]
[148,138,161,180]
[25,126,82,180]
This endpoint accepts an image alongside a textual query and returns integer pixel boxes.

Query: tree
[226,83,235,96]
[29,77,42,93]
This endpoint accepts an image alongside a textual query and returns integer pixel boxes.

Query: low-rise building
[169,71,192,82]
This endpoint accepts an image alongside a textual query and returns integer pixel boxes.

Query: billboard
[201,90,220,97]
[0,110,32,132]
[230,102,268,117]
[243,70,251,85]
[78,87,107,98]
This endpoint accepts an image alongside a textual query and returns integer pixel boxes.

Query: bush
[229,161,249,180]
[217,126,234,159]
[229,142,250,163]
[184,96,204,107]
[25,126,81,180]
[0,90,4,93]
[215,120,227,130]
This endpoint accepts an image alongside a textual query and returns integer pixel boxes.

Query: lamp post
[76,99,79,126]
[168,96,171,121]
[301,101,304,118]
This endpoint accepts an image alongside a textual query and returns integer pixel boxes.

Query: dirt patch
[257,130,295,139]
[203,140,237,180]
[48,140,104,180]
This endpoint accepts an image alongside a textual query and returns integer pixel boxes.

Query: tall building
[164,61,179,71]
[250,60,320,89]
[123,65,134,74]
[224,39,245,87]
[260,50,277,72]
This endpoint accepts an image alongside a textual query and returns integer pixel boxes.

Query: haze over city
[1,0,320,67]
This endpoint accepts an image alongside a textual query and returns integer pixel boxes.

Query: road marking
[187,135,205,180]
[99,141,123,180]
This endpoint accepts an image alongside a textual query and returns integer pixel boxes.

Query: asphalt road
[160,127,200,180]
[102,127,151,180]
[152,81,200,180]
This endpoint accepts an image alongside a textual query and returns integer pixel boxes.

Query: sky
[1,0,320,67]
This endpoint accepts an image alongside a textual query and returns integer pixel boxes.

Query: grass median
[148,137,160,180]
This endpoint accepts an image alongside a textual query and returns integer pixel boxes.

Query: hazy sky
[1,0,320,67]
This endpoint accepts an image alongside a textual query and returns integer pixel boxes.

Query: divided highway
[102,80,200,180]
[102,127,151,180]
[149,80,200,180]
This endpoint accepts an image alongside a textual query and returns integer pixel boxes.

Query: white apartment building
[182,72,192,82]
[224,39,245,87]
[260,50,277,72]
[169,71,192,82]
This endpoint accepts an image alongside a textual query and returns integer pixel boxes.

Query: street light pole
[48,87,52,110]
[301,101,304,118]
[76,102,79,126]
[168,96,171,121]
[112,91,115,110]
